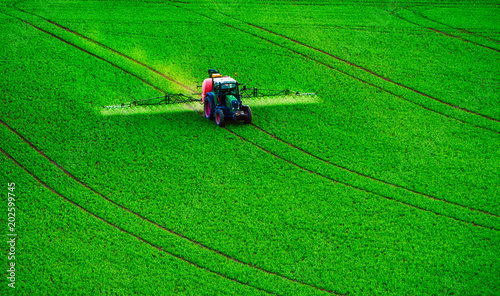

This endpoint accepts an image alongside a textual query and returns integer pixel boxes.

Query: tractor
[201,69,251,127]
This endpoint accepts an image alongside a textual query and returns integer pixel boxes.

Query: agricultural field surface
[1,0,499,295]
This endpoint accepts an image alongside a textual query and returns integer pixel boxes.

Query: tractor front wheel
[242,105,252,124]
[215,109,225,127]
[204,95,215,120]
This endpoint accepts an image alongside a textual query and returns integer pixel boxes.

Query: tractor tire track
[0,16,339,295]
[2,9,498,296]
[388,7,500,53]
[45,19,196,92]
[29,10,500,220]
[0,147,276,296]
[210,10,500,122]
[250,123,500,219]
[5,2,497,292]
[0,122,337,295]
[9,0,196,92]
[409,6,500,44]
[169,5,500,135]
[1,12,165,95]
[222,128,499,232]
[15,8,500,226]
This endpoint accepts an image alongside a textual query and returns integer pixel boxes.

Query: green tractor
[201,69,251,127]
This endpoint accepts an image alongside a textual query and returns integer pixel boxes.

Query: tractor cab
[213,78,239,106]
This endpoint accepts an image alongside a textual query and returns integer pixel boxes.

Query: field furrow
[187,5,500,129]
[407,5,500,43]
[13,10,498,228]
[2,1,499,294]
[0,114,339,295]
[389,7,500,53]
[1,147,280,295]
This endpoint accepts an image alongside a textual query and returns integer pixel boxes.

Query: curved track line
[169,5,500,135]
[0,123,337,295]
[46,18,197,92]
[222,128,499,232]
[13,8,500,227]
[0,147,276,296]
[3,18,165,95]
[250,123,500,219]
[9,0,196,92]
[0,16,339,295]
[1,10,498,295]
[14,0,500,134]
[210,10,500,122]
[29,8,500,218]
[389,7,500,53]
[7,1,498,292]
[46,19,196,92]
[409,6,500,44]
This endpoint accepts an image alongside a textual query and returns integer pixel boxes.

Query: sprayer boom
[102,69,316,127]
[103,93,201,109]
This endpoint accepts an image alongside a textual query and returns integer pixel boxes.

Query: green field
[1,0,499,295]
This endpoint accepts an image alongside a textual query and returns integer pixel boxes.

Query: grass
[1,0,499,295]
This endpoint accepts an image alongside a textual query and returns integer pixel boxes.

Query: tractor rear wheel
[204,95,215,120]
[242,105,252,124]
[215,109,225,127]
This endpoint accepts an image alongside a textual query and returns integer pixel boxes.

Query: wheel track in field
[0,148,277,296]
[12,0,500,134]
[0,120,337,296]
[0,13,340,295]
[0,12,344,295]
[407,6,500,44]
[4,2,498,293]
[7,0,195,92]
[1,8,499,294]
[250,124,500,219]
[205,9,500,122]
[223,124,500,233]
[7,7,500,224]
[167,5,500,136]
[17,6,500,221]
[388,7,500,53]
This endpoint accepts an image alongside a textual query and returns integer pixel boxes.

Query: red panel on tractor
[201,78,213,103]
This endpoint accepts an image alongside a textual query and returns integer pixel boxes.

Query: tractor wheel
[204,95,215,120]
[215,109,225,127]
[242,105,252,124]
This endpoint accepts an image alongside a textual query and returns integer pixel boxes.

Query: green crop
[1,1,499,295]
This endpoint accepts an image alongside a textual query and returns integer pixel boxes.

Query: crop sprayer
[103,69,316,127]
